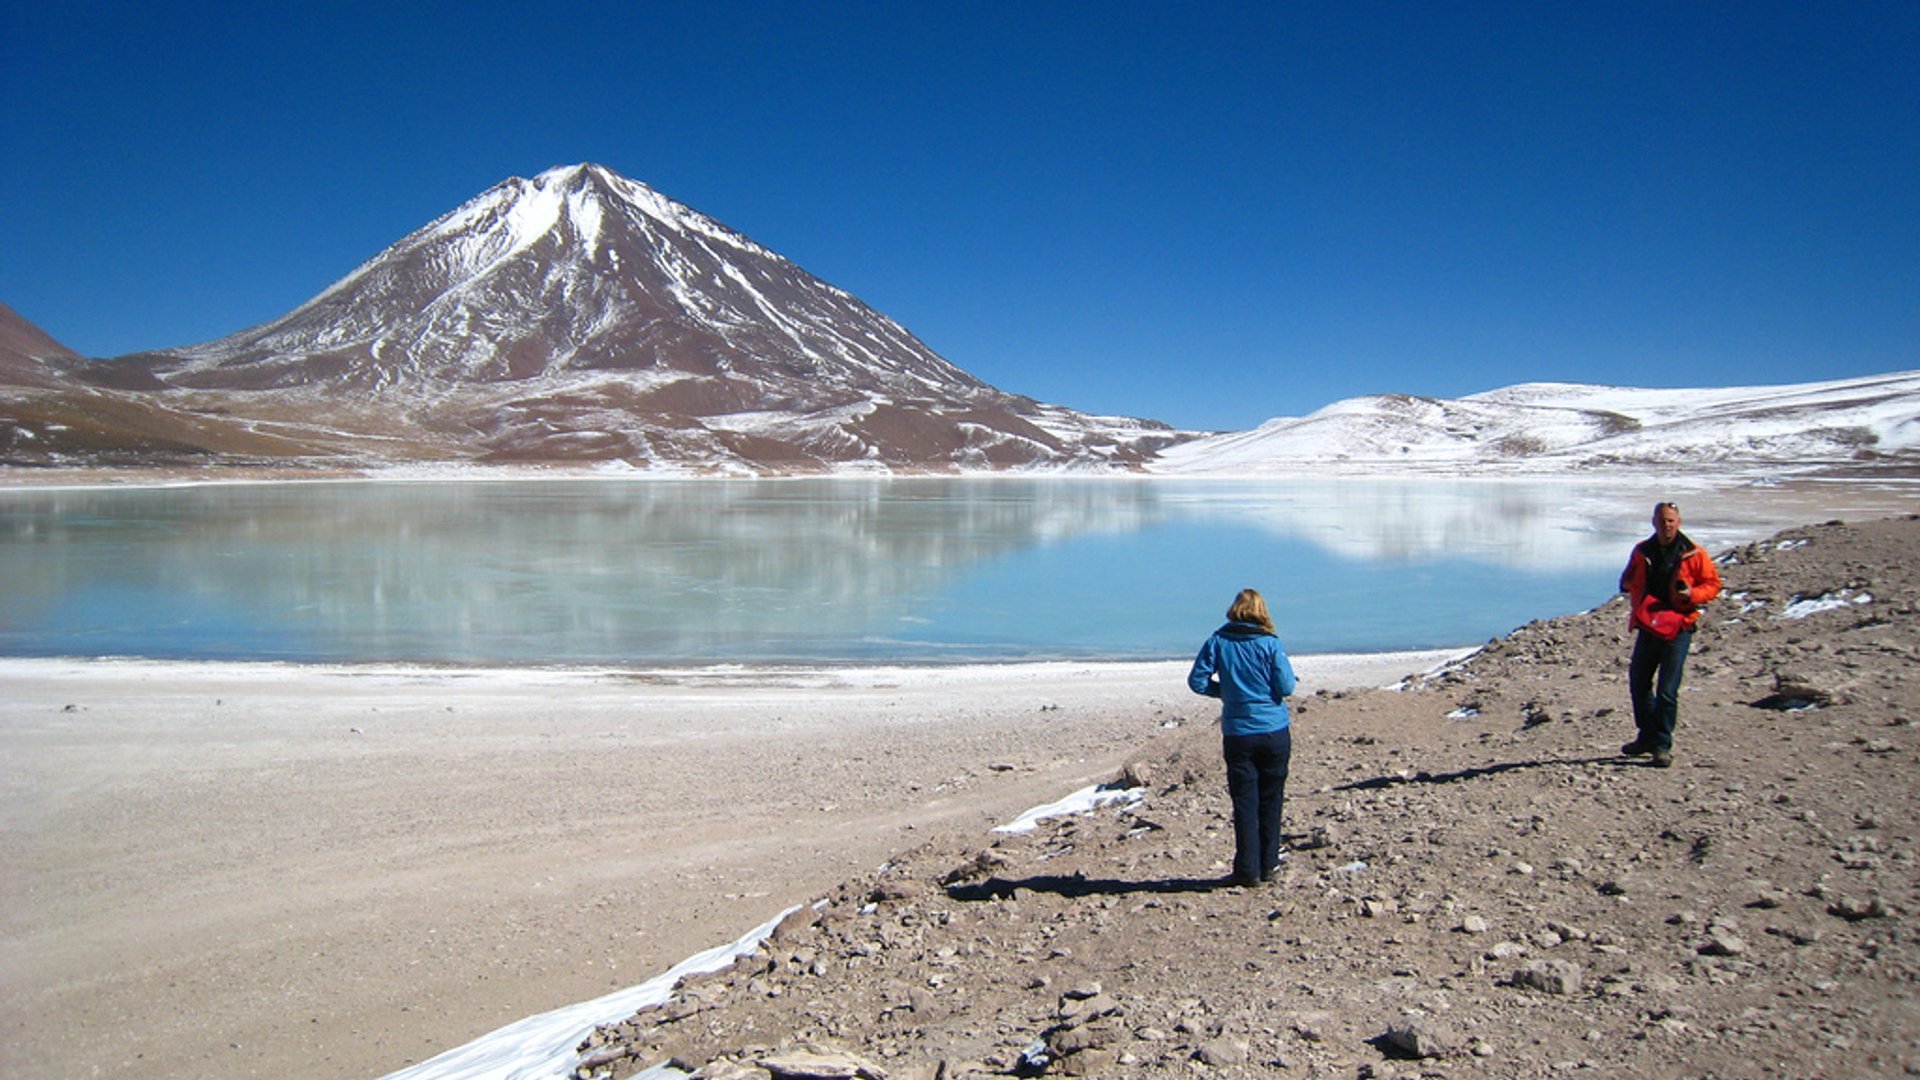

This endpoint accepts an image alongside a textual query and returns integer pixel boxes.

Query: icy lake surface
[0,475,1886,665]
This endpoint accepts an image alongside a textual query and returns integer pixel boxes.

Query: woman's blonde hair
[1226,588,1275,633]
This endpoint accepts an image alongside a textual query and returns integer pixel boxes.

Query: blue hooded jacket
[1188,621,1297,736]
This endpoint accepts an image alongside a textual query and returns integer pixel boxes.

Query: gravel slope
[582,516,1920,1080]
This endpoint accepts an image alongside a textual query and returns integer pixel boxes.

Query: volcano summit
[10,164,1177,472]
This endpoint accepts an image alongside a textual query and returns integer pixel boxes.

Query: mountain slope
[0,300,80,390]
[1152,371,1920,476]
[63,164,1176,473]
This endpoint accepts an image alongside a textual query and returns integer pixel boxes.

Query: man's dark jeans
[1629,628,1693,752]
[1223,727,1292,883]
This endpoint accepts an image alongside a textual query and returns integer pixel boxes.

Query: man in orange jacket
[1619,502,1722,767]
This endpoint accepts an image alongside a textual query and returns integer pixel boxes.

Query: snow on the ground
[380,907,798,1080]
[1150,369,1920,476]
[1780,590,1873,619]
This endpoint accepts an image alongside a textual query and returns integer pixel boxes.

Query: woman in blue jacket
[1188,588,1298,887]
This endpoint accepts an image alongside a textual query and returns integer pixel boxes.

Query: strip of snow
[992,783,1146,834]
[1780,591,1872,619]
[377,767,1161,1079]
[380,906,797,1080]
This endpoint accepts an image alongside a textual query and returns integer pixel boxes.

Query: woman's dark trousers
[1223,727,1292,883]
[1629,628,1693,752]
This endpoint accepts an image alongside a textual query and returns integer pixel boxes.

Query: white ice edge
[385,777,1153,1080]
[380,906,798,1080]
[0,648,1474,692]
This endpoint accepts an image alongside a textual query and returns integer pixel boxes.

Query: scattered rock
[1751,672,1836,711]
[1827,896,1892,922]
[1698,926,1747,956]
[568,517,1920,1080]
[1513,960,1583,995]
[756,1048,888,1079]
[1193,1037,1248,1067]
[1384,1019,1454,1059]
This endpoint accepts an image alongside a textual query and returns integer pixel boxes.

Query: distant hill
[1152,372,1920,476]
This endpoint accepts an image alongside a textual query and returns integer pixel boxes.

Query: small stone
[1828,896,1892,921]
[690,1063,764,1080]
[1384,1020,1453,1059]
[1698,927,1747,956]
[1637,974,1682,995]
[1598,876,1634,897]
[1513,959,1583,995]
[1059,992,1119,1021]
[1194,1037,1248,1067]
[1049,1022,1114,1056]
[756,1048,889,1079]
[1298,825,1336,850]
[1058,1048,1117,1076]
[1459,914,1490,934]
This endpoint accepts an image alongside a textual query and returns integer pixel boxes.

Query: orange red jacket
[1619,532,1723,632]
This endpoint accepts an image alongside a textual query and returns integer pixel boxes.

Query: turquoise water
[0,476,1818,666]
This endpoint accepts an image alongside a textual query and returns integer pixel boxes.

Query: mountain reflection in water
[0,477,1887,665]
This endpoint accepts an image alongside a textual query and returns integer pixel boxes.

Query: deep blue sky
[3,2,1914,431]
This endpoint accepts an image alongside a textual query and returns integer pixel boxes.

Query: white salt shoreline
[0,647,1471,691]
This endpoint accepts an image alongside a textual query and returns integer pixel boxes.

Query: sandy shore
[0,651,1459,1079]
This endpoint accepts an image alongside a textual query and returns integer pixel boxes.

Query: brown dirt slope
[577,516,1920,1080]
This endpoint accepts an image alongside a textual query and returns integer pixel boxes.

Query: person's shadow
[1331,753,1620,791]
[947,872,1234,901]
[946,754,1628,901]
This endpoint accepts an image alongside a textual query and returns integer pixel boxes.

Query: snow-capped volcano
[163,164,984,397]
[4,165,1914,477]
[67,164,1176,471]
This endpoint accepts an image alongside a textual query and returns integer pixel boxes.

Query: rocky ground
[573,515,1920,1080]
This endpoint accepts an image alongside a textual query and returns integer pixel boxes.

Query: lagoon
[0,476,1902,666]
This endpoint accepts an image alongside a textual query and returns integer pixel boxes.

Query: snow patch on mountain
[1152,370,1920,476]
